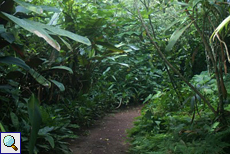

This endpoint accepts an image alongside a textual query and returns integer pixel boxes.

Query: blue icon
[3,135,18,151]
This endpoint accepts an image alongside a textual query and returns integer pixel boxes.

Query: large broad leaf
[0,56,30,70]
[29,69,51,88]
[0,56,51,87]
[165,22,192,51]
[50,79,65,91]
[25,19,91,46]
[14,0,43,14]
[2,12,60,51]
[28,94,42,154]
[50,66,73,74]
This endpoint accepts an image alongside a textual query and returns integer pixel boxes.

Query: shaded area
[69,106,142,154]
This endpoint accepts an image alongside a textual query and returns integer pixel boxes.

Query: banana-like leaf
[165,22,192,51]
[0,56,51,88]
[14,0,43,14]
[50,66,73,74]
[29,69,51,88]
[28,94,42,154]
[0,56,30,70]
[2,12,60,51]
[50,79,65,92]
[25,19,91,46]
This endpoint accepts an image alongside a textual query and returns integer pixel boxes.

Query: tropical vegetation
[0,0,230,154]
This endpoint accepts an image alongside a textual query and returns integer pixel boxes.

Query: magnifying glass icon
[3,135,18,151]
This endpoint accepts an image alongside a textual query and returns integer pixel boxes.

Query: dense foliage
[1,0,230,154]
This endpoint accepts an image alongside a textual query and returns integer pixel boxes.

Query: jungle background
[1,0,230,153]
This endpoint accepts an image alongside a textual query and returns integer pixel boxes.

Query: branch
[135,2,217,116]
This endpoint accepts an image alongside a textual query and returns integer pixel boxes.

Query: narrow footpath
[69,105,142,154]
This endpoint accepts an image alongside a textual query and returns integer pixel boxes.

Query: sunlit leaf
[2,12,60,51]
[143,94,153,104]
[40,5,61,13]
[29,69,51,88]
[14,0,43,14]
[210,15,230,42]
[118,63,129,67]
[25,19,91,46]
[103,67,111,75]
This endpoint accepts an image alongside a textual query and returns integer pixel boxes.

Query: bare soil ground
[69,105,142,154]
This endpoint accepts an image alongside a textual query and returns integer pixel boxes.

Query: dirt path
[69,105,142,154]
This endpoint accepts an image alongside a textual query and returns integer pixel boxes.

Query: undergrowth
[128,71,230,154]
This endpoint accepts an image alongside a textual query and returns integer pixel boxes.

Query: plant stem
[135,2,217,116]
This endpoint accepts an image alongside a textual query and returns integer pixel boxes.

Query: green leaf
[0,122,6,132]
[2,12,61,51]
[29,69,51,88]
[14,0,43,14]
[0,56,30,70]
[28,94,42,154]
[59,37,73,51]
[25,19,91,46]
[96,41,125,53]
[38,126,54,135]
[163,20,181,35]
[10,112,19,129]
[210,122,220,132]
[1,32,15,43]
[165,22,192,51]
[50,66,73,74]
[45,135,55,148]
[118,63,129,67]
[50,79,65,91]
[143,94,153,104]
[210,15,230,42]
[103,67,111,75]
[175,2,189,6]
[0,24,6,33]
[40,5,61,13]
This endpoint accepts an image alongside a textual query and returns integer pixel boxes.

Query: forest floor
[69,105,143,154]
